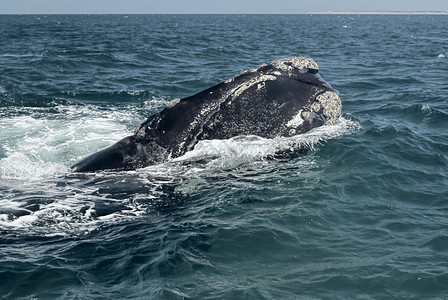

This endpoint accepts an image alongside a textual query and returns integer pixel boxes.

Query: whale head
[72,56,342,172]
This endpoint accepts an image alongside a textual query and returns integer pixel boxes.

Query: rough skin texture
[72,56,342,172]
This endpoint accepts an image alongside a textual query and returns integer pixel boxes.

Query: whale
[71,56,342,172]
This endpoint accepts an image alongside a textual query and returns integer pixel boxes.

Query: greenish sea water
[0,14,447,299]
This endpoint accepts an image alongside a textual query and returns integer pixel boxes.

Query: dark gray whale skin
[71,56,342,172]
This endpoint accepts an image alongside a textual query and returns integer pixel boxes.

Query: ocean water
[0,14,447,299]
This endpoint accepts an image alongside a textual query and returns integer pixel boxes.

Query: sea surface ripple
[0,14,447,299]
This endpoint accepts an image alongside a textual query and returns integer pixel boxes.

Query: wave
[360,102,448,126]
[0,84,168,108]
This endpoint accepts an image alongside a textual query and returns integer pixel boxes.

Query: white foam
[7,214,39,227]
[174,117,359,171]
[0,152,68,180]
[0,103,152,235]
[0,104,139,180]
[422,104,431,111]
[143,95,170,110]
[0,186,144,236]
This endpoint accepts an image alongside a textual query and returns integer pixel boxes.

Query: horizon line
[1,11,448,16]
[309,10,448,15]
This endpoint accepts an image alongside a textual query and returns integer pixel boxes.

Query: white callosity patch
[270,56,319,73]
[311,102,321,113]
[232,74,277,98]
[286,110,304,128]
[302,111,311,119]
[165,98,181,109]
[317,91,342,125]
[163,56,319,111]
[286,91,341,129]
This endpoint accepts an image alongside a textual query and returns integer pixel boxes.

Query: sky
[1,0,448,14]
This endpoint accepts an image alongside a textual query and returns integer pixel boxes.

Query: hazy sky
[2,0,448,14]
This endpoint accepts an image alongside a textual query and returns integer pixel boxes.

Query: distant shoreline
[309,11,448,15]
[1,12,448,16]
